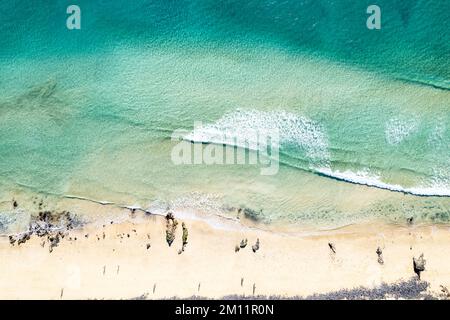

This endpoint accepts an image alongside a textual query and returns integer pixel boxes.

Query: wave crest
[184,109,330,166]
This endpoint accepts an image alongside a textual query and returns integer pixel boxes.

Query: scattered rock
[413,254,426,279]
[235,245,240,253]
[240,238,248,248]
[182,222,188,247]
[19,233,31,245]
[376,247,384,265]
[440,285,450,298]
[12,200,18,209]
[177,222,189,254]
[165,212,178,247]
[252,238,260,253]
[328,242,336,254]
[48,234,60,252]
[146,243,151,250]
[8,209,81,251]
[10,232,32,246]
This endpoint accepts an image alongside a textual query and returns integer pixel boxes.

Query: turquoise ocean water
[0,0,449,230]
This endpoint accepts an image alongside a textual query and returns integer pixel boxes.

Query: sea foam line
[316,168,450,197]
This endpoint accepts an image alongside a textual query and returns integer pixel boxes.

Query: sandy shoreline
[1,208,450,300]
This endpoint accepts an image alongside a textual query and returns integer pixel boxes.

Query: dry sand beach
[1,199,450,300]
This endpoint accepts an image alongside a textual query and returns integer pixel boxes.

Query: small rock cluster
[413,254,426,279]
[8,210,80,253]
[178,222,189,254]
[235,238,260,253]
[376,247,384,265]
[165,212,178,247]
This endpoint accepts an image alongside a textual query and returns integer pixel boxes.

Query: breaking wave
[182,109,449,197]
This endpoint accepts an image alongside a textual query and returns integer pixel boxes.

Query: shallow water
[0,0,449,228]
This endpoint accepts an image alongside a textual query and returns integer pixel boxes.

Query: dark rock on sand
[376,247,384,265]
[252,238,260,253]
[182,222,188,246]
[19,233,31,245]
[440,285,450,299]
[165,212,178,247]
[9,209,81,250]
[328,242,336,254]
[240,239,248,248]
[413,254,426,279]
[48,234,61,253]
[178,222,189,254]
[10,232,32,246]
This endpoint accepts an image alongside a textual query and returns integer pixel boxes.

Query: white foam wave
[317,168,450,197]
[184,109,330,165]
[385,117,420,145]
